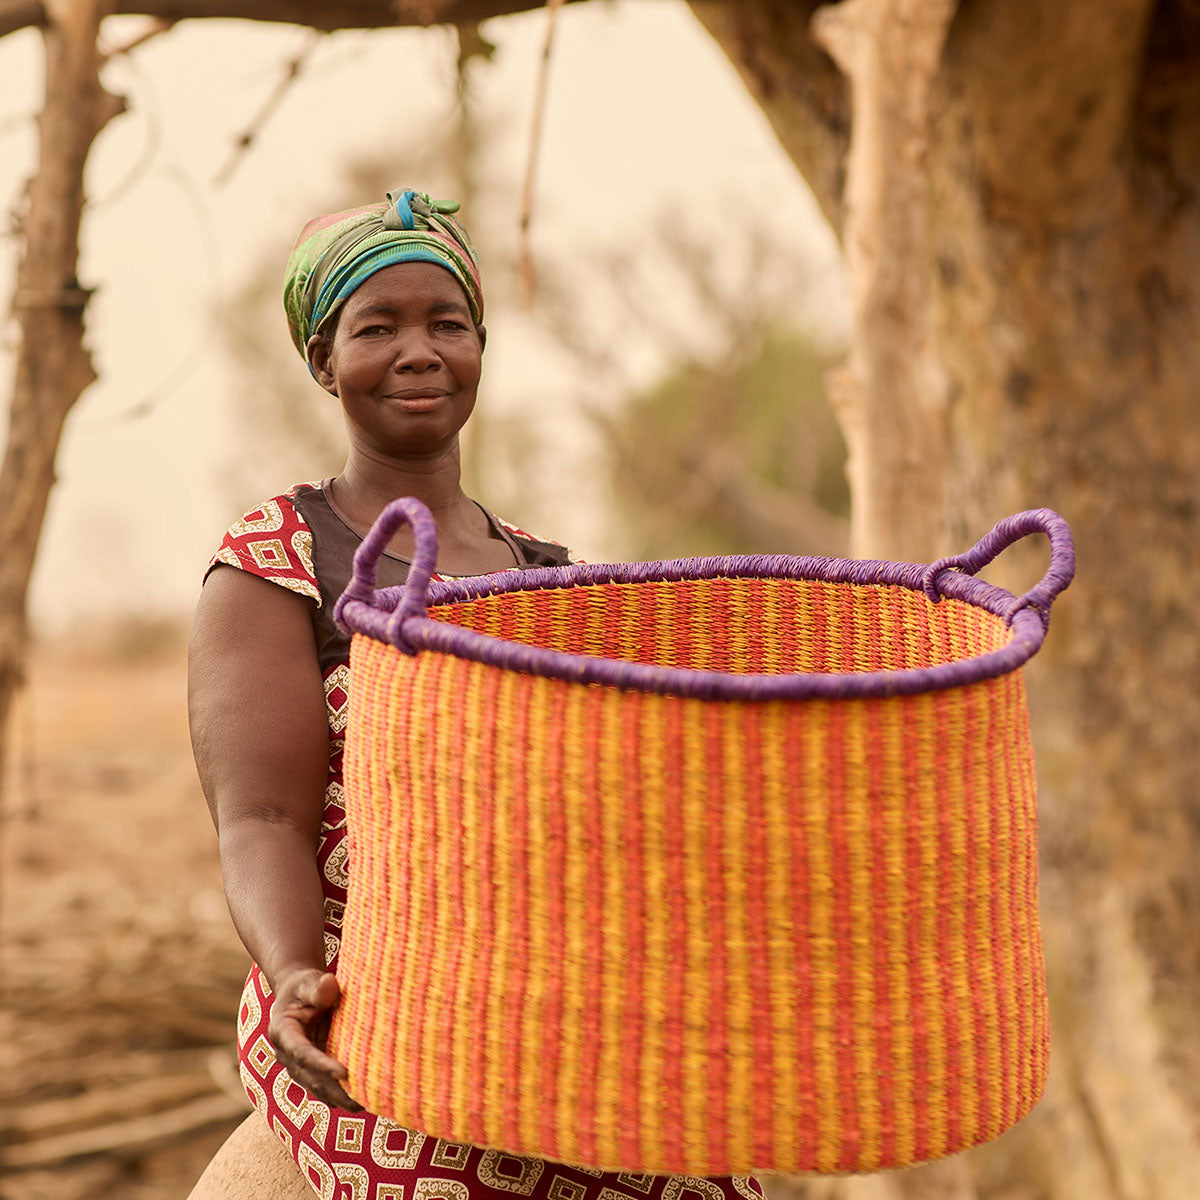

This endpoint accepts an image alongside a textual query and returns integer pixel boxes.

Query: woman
[187,188,764,1200]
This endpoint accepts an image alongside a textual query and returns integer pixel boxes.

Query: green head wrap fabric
[283,187,484,364]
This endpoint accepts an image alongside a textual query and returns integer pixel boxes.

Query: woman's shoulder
[205,482,324,604]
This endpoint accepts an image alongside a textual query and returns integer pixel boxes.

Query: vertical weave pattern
[329,577,1048,1176]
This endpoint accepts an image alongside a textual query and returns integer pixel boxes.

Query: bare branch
[213,28,323,186]
[0,0,582,40]
[517,0,564,308]
[99,14,174,59]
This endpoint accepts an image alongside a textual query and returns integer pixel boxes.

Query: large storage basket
[329,501,1074,1177]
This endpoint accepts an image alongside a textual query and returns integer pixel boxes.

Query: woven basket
[329,501,1074,1177]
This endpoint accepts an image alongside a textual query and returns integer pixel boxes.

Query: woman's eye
[434,320,467,332]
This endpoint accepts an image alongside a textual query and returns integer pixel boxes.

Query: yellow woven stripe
[761,580,784,674]
[722,702,753,1166]
[448,659,485,1137]
[760,702,797,1164]
[916,695,949,1159]
[516,667,553,1151]
[881,692,915,1165]
[638,693,669,1168]
[995,676,1026,1132]
[1013,678,1049,1106]
[943,679,979,1151]
[334,639,381,1101]
[845,698,881,1169]
[967,681,1003,1143]
[552,677,588,1166]
[593,677,627,1163]
[680,698,712,1163]
[396,648,439,1123]
[801,700,839,1171]
[480,667,520,1147]
[418,655,456,1128]
[998,681,1036,1128]
[726,583,752,673]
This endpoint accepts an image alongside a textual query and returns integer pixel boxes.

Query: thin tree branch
[0,0,583,40]
[213,28,323,186]
[518,0,564,308]
[99,14,173,59]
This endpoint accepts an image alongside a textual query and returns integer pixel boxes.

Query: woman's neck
[335,446,472,528]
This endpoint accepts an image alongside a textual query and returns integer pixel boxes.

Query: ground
[0,630,251,1200]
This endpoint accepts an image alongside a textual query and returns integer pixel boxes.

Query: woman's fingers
[269,969,362,1111]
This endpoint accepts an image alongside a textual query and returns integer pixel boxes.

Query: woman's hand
[268,967,363,1111]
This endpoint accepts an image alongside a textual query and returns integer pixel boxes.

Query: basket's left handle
[333,496,437,647]
[922,508,1075,628]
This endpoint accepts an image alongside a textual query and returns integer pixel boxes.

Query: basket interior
[428,576,1010,675]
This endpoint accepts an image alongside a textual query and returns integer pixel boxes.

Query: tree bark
[0,0,124,778]
[694,0,1200,1197]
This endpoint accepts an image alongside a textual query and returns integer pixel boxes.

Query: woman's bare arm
[188,565,360,1109]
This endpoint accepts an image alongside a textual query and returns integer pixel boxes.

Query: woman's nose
[392,332,439,371]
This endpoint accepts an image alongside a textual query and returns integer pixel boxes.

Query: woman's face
[308,261,485,458]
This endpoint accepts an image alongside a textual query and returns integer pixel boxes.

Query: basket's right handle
[333,496,437,651]
[922,508,1075,628]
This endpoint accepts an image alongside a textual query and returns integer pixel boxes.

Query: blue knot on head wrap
[383,189,462,233]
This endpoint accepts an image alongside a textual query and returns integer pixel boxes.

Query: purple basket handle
[921,508,1075,628]
[332,496,438,653]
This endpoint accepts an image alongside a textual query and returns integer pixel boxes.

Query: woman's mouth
[385,389,449,411]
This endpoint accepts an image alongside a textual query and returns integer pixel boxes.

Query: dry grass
[1,632,251,1200]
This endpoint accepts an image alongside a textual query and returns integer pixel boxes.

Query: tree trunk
[0,0,124,779]
[691,1,1200,1197]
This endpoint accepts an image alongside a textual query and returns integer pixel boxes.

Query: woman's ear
[307,335,338,396]
[476,324,487,354]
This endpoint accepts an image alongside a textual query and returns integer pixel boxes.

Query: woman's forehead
[344,262,472,313]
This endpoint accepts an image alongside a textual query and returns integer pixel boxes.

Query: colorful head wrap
[283,187,484,362]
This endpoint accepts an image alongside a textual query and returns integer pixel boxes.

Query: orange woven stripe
[536,678,571,1162]
[682,698,719,1169]
[936,684,967,1158]
[739,703,776,1167]
[616,690,647,1169]
[598,589,637,1163]
[715,700,753,1166]
[846,698,882,1171]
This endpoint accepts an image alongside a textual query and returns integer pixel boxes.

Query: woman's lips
[385,389,449,411]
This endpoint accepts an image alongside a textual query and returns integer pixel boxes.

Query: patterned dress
[208,481,764,1200]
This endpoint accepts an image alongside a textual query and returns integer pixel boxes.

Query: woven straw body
[329,505,1074,1177]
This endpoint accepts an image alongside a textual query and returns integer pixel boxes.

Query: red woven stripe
[572,687,609,1166]
[660,699,688,1168]
[433,661,469,1133]
[986,681,1015,1135]
[783,708,817,1160]
[934,690,963,1158]
[902,700,932,1164]
[962,678,990,1143]
[499,676,532,1152]
[702,703,730,1169]
[617,695,647,1168]
[463,671,501,1145]
[866,700,898,1167]
[825,701,862,1171]
[536,686,569,1161]
[740,704,776,1165]
[404,651,446,1126]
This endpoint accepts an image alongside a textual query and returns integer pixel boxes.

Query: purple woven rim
[334,500,1075,700]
